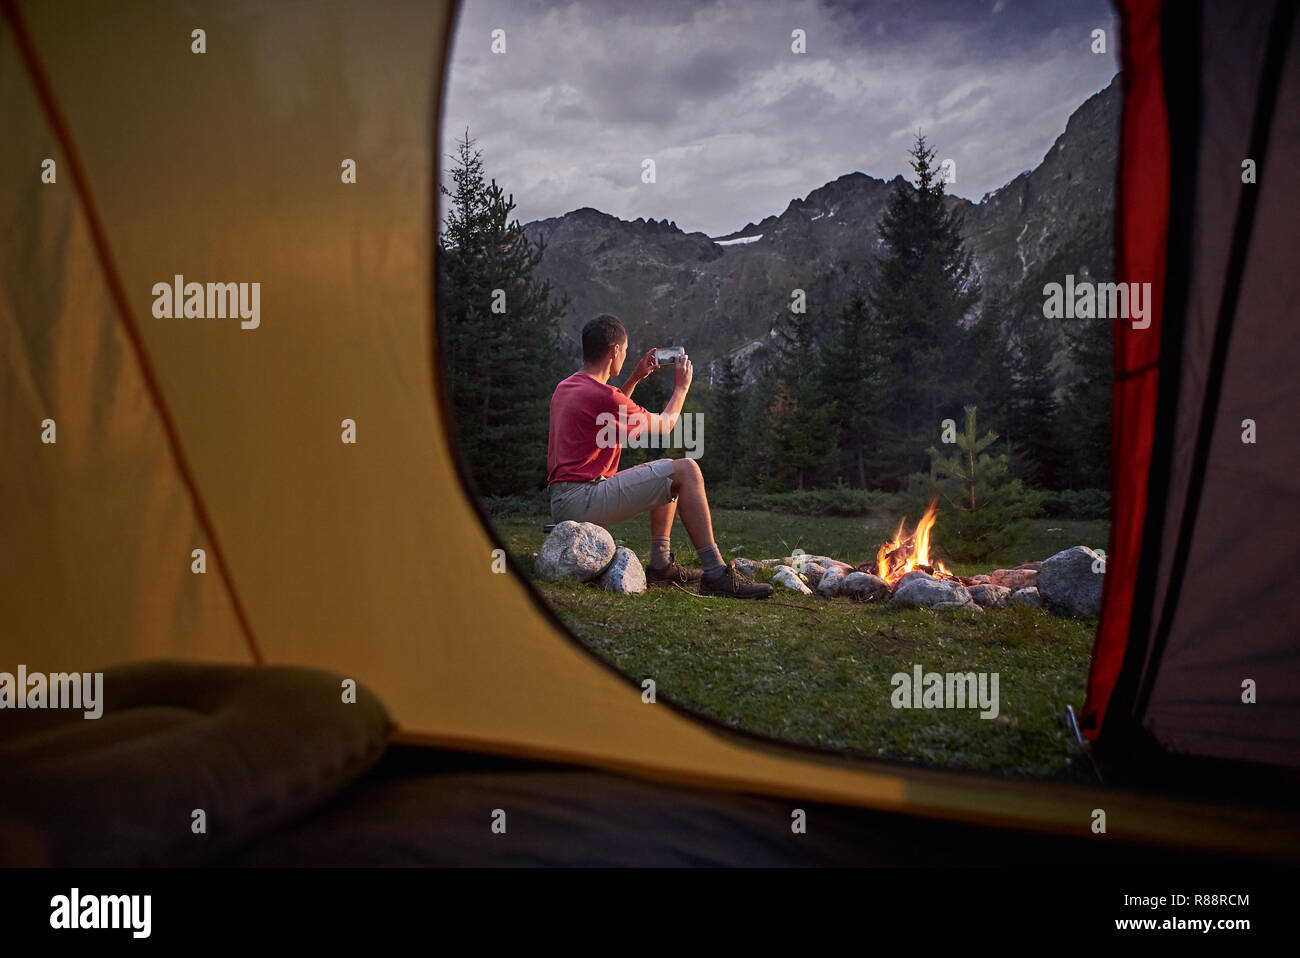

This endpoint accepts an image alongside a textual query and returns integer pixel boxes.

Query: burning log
[867,499,955,587]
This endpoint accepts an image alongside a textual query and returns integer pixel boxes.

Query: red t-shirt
[547,372,652,483]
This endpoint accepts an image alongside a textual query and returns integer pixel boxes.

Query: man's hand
[628,348,659,385]
[675,356,693,392]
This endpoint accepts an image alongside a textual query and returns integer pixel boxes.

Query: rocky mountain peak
[522,73,1121,381]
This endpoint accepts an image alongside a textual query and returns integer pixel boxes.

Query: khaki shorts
[550,458,678,528]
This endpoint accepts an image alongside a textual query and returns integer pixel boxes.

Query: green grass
[495,511,1108,783]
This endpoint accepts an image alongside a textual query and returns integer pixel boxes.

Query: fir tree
[707,355,746,486]
[438,131,567,496]
[962,296,1013,435]
[821,291,885,487]
[740,362,782,487]
[869,134,981,485]
[1004,315,1062,488]
[764,307,838,490]
[925,405,1043,561]
[1058,307,1112,490]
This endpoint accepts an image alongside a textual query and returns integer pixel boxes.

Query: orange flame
[875,499,949,585]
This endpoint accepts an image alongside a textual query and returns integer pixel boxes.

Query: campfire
[865,499,954,587]
[536,510,1103,615]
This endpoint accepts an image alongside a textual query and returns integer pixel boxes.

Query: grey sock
[649,536,671,569]
[698,543,726,577]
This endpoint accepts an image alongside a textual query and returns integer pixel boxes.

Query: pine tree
[707,355,746,486]
[1058,308,1112,489]
[1003,315,1061,487]
[925,405,1043,561]
[992,256,1075,488]
[764,307,838,490]
[740,362,781,487]
[821,291,885,487]
[962,296,1013,436]
[438,131,567,496]
[869,134,981,486]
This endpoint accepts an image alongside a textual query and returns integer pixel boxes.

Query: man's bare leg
[669,458,770,597]
[647,498,677,570]
[649,458,771,598]
[667,458,716,553]
[645,458,716,576]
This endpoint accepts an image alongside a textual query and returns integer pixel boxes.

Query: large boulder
[534,521,616,582]
[991,568,1037,591]
[1037,546,1104,617]
[599,547,646,594]
[893,576,973,609]
[840,572,892,603]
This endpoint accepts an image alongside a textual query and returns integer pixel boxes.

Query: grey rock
[936,599,984,613]
[968,583,1012,608]
[781,554,853,572]
[732,557,764,578]
[535,520,616,582]
[840,572,892,603]
[1009,587,1044,609]
[771,565,813,595]
[896,569,935,589]
[599,547,646,594]
[798,562,828,588]
[1037,546,1104,617]
[817,566,847,598]
[893,577,973,609]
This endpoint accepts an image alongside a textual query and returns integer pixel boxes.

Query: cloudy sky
[439,0,1120,238]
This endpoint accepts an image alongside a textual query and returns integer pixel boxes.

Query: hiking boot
[646,552,704,588]
[699,562,774,600]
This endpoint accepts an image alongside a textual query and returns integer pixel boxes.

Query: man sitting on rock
[546,314,772,600]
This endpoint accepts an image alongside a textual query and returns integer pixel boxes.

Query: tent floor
[216,745,1269,867]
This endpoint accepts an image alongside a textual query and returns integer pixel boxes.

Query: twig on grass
[670,582,823,621]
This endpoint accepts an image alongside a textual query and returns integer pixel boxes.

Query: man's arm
[621,349,657,401]
[640,357,693,434]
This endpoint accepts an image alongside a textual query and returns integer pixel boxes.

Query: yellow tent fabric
[2,0,1296,859]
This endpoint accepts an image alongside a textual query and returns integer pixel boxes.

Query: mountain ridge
[523,74,1120,383]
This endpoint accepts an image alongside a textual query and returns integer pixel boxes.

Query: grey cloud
[441,0,1120,237]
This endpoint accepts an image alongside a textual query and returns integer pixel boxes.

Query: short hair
[582,314,627,363]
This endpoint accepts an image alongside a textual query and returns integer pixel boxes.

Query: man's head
[582,314,628,374]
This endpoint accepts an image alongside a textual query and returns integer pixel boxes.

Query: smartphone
[653,347,686,365]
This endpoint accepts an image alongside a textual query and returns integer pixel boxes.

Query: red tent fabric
[1083,0,1169,741]
[1085,0,1300,771]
